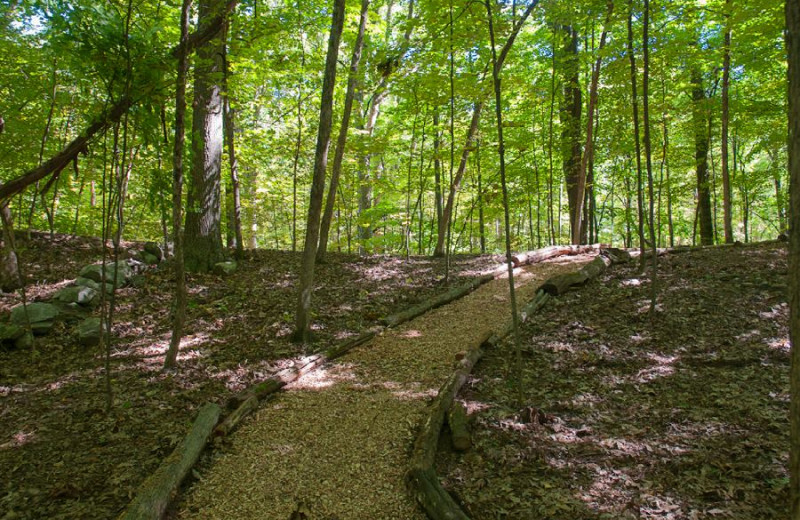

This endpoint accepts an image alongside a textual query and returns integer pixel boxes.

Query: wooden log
[119,402,221,520]
[539,272,589,296]
[407,467,470,520]
[578,255,610,279]
[407,332,487,520]
[510,244,598,268]
[381,274,494,328]
[447,401,471,452]
[214,395,259,437]
[600,247,631,264]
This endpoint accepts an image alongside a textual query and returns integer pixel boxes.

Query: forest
[1,0,799,518]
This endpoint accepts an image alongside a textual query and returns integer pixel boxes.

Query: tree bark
[691,66,714,246]
[223,37,244,258]
[292,0,346,342]
[184,0,226,272]
[785,0,800,516]
[721,0,734,244]
[317,0,370,263]
[571,2,613,245]
[561,25,582,245]
[642,0,657,314]
[627,1,646,261]
[163,0,192,370]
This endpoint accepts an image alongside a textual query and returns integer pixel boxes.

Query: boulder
[76,277,114,295]
[0,322,25,344]
[54,286,98,306]
[137,251,159,265]
[15,331,34,349]
[11,303,59,333]
[144,242,164,262]
[213,261,238,276]
[79,262,132,288]
[78,317,104,346]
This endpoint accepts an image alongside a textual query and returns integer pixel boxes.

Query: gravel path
[178,255,592,519]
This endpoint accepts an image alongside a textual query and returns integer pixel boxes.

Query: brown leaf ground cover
[0,233,498,519]
[438,242,789,519]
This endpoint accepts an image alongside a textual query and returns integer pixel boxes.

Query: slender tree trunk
[292,0,345,342]
[642,0,657,316]
[486,0,522,404]
[434,0,540,257]
[660,71,674,247]
[184,0,226,272]
[163,0,192,370]
[477,142,486,253]
[721,0,734,243]
[317,0,369,263]
[627,0,646,263]
[223,38,244,258]
[691,66,714,246]
[291,84,303,253]
[787,0,800,516]
[433,109,443,235]
[548,25,557,245]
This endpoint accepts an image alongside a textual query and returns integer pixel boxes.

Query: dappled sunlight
[400,329,423,338]
[767,336,790,353]
[1,430,38,450]
[634,353,678,383]
[621,277,642,287]
[288,363,357,391]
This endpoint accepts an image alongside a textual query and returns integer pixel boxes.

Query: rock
[15,332,34,349]
[144,242,164,262]
[0,322,25,343]
[137,251,159,265]
[11,303,59,330]
[213,261,237,276]
[78,317,104,346]
[76,277,114,295]
[0,249,22,293]
[54,286,98,306]
[78,261,132,288]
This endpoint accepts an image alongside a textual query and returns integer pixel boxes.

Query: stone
[138,251,159,265]
[144,242,164,262]
[213,261,237,276]
[11,302,59,327]
[78,317,104,346]
[54,286,98,306]
[76,277,114,295]
[0,322,25,343]
[78,262,132,288]
[15,332,34,349]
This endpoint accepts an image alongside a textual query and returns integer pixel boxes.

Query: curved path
[178,255,593,519]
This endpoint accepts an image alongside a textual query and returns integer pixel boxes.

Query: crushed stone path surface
[178,255,593,519]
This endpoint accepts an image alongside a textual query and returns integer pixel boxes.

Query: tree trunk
[627,0,646,261]
[691,66,714,246]
[642,0,657,315]
[571,5,611,246]
[163,0,192,370]
[317,0,370,263]
[561,25,582,245]
[0,203,21,292]
[433,109,444,240]
[184,0,226,273]
[292,0,346,342]
[223,38,244,258]
[721,0,734,243]
[785,0,800,516]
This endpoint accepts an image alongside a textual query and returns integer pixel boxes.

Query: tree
[721,0,734,243]
[317,0,370,263]
[292,0,346,342]
[184,0,227,273]
[786,0,800,515]
[691,65,714,246]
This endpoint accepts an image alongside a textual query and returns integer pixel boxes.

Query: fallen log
[447,401,471,452]
[600,247,631,264]
[510,244,598,268]
[407,333,487,520]
[119,402,221,520]
[539,255,611,296]
[381,274,494,328]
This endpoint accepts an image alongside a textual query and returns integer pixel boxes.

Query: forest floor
[0,233,498,520]
[0,236,790,519]
[437,241,789,519]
